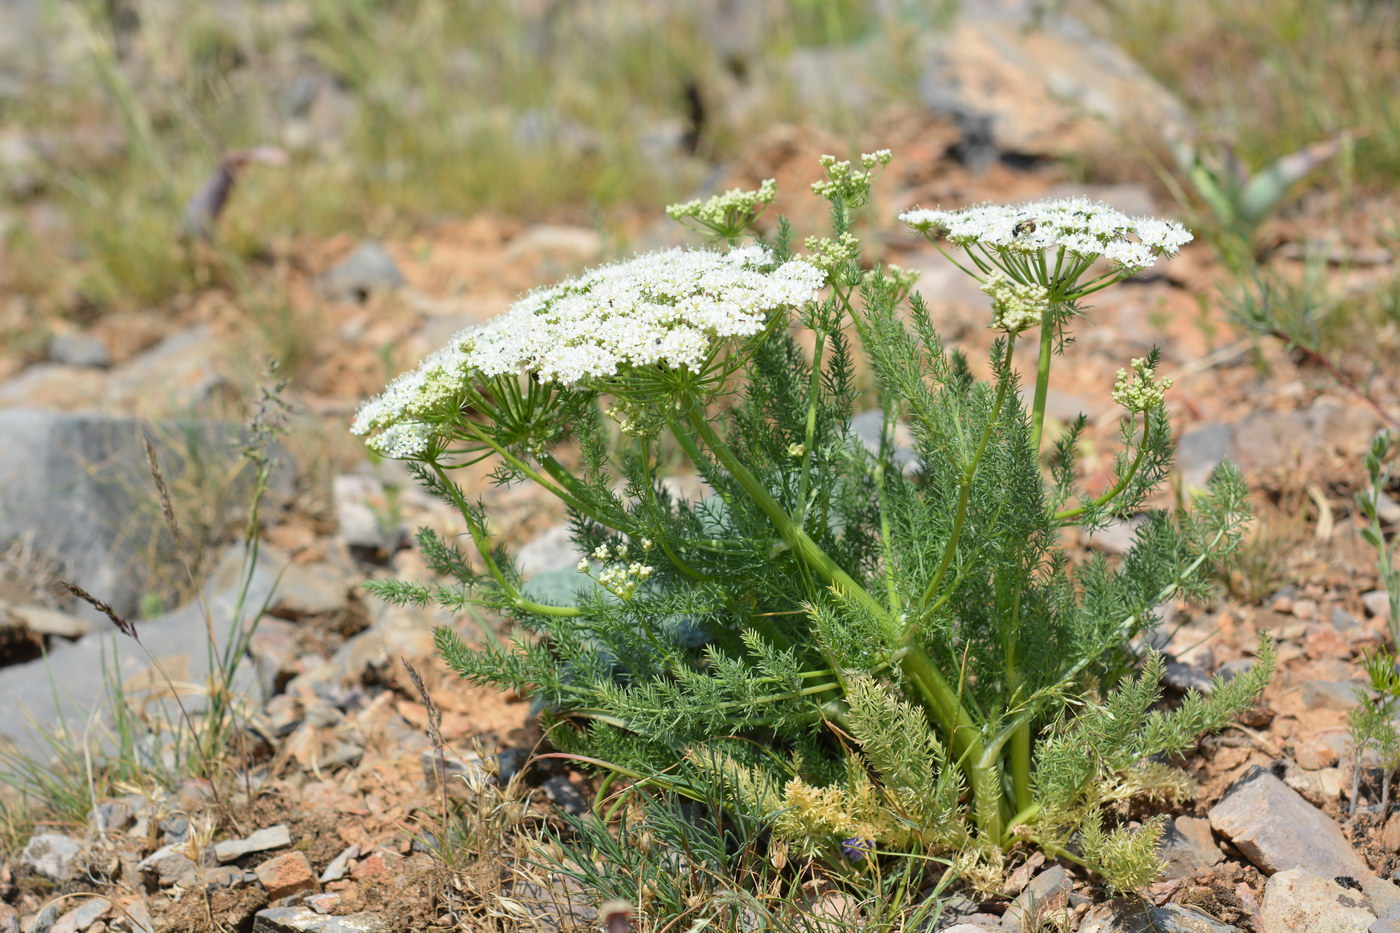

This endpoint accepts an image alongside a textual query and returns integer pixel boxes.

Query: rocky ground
[1,2,1399,932]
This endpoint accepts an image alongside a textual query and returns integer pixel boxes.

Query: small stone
[318,845,358,884]
[137,843,199,888]
[51,898,108,933]
[5,604,91,640]
[215,825,292,863]
[350,850,398,880]
[999,865,1070,932]
[251,908,386,932]
[1295,739,1340,771]
[1085,517,1143,556]
[1383,814,1400,852]
[1334,606,1361,630]
[91,797,140,835]
[1209,768,1398,914]
[333,475,404,560]
[1158,816,1223,880]
[1293,598,1319,621]
[504,225,602,267]
[943,926,996,933]
[1301,680,1360,712]
[47,334,110,369]
[305,894,341,915]
[21,834,82,882]
[1079,901,1241,932]
[1260,869,1376,932]
[541,775,587,817]
[254,852,319,900]
[1364,591,1395,619]
[1164,660,1214,694]
[269,563,349,618]
[318,241,404,302]
[420,749,491,797]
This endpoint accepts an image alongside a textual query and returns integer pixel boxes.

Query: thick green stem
[1029,307,1056,455]
[676,409,1005,840]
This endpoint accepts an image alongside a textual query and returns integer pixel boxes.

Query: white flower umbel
[899,197,1192,300]
[352,246,825,459]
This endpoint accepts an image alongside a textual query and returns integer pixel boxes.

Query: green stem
[919,339,1017,613]
[1054,417,1149,522]
[429,461,582,618]
[797,327,828,525]
[1029,306,1056,455]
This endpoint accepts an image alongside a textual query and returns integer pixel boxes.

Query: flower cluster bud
[1111,357,1174,412]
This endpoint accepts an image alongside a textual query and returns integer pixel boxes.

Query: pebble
[255,852,319,900]
[541,775,588,817]
[318,845,359,884]
[215,824,292,863]
[137,843,200,888]
[999,865,1069,932]
[1158,816,1222,880]
[51,898,108,933]
[1364,590,1395,619]
[47,333,109,369]
[1300,680,1360,712]
[21,834,82,882]
[318,241,404,302]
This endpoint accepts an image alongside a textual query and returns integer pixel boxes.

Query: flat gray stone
[999,865,1070,931]
[1080,902,1240,932]
[137,843,199,888]
[1159,815,1223,879]
[214,824,291,863]
[0,544,279,757]
[318,241,403,301]
[1261,869,1375,932]
[318,845,359,883]
[21,833,81,882]
[251,908,386,932]
[47,333,109,369]
[1301,680,1360,712]
[0,410,291,623]
[1209,768,1399,914]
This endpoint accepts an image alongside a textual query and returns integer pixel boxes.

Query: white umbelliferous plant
[356,156,1271,890]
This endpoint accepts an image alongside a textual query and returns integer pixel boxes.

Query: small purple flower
[841,835,875,859]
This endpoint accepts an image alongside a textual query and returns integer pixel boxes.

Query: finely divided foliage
[357,155,1271,893]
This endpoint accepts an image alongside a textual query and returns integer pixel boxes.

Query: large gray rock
[1260,869,1375,933]
[915,4,1191,164]
[0,543,280,757]
[1209,768,1400,914]
[0,410,291,622]
[251,908,386,932]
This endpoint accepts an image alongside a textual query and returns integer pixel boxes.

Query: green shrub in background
[355,153,1272,891]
